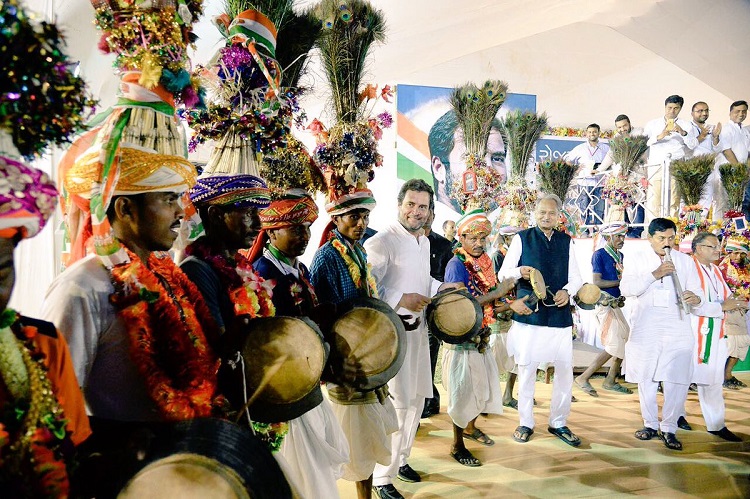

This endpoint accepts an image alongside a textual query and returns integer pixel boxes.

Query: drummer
[442,210,515,466]
[249,191,350,499]
[497,194,584,447]
[310,189,399,499]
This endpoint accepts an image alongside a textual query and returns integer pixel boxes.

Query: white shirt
[716,121,750,166]
[566,141,611,168]
[42,255,161,421]
[688,121,722,157]
[365,222,441,405]
[644,117,698,164]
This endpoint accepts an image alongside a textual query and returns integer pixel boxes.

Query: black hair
[398,178,435,211]
[648,217,677,235]
[664,95,684,107]
[691,231,718,253]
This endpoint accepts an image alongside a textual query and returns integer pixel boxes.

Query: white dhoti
[441,345,503,428]
[490,320,516,374]
[326,386,398,482]
[278,399,350,499]
[598,305,629,359]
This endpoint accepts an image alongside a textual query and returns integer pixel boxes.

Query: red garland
[456,248,498,326]
[109,248,225,421]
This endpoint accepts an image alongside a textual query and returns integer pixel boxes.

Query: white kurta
[279,400,349,499]
[620,249,703,384]
[441,347,503,428]
[364,222,441,407]
[497,233,584,364]
[644,117,698,164]
[690,260,731,386]
[715,121,750,166]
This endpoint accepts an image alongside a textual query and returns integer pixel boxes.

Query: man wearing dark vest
[498,194,584,447]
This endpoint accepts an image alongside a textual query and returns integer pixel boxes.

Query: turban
[190,174,270,209]
[0,156,58,240]
[325,189,376,216]
[726,237,749,253]
[599,222,628,236]
[260,191,318,230]
[457,209,492,237]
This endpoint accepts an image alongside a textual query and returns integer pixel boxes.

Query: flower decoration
[547,126,614,139]
[91,0,204,105]
[0,0,96,159]
[603,174,641,208]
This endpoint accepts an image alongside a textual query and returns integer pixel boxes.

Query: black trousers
[424,329,442,413]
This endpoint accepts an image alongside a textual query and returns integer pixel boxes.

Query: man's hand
[493,301,511,315]
[722,297,749,312]
[553,289,570,307]
[682,290,701,306]
[519,266,534,280]
[510,295,533,315]
[673,123,687,136]
[652,261,675,280]
[713,122,723,142]
[397,293,431,313]
[486,277,516,301]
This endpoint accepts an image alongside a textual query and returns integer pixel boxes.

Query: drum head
[575,283,602,310]
[330,297,406,390]
[529,268,547,299]
[119,419,291,499]
[240,316,326,422]
[426,289,483,344]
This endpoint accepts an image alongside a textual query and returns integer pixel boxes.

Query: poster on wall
[396,84,536,214]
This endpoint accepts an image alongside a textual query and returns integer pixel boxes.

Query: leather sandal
[634,427,659,440]
[661,431,682,450]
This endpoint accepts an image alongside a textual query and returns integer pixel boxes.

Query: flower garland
[455,247,497,326]
[603,174,640,207]
[185,239,275,319]
[0,310,71,498]
[109,248,226,421]
[719,256,750,300]
[546,126,614,139]
[331,237,378,298]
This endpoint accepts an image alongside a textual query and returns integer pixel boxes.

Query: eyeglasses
[698,244,719,250]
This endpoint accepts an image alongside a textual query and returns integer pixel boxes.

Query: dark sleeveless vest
[513,227,574,328]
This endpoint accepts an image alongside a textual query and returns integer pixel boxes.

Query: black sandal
[661,432,682,450]
[450,447,481,467]
[548,426,581,447]
[634,427,659,440]
[512,425,534,443]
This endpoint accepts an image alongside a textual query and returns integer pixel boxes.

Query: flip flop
[450,448,482,467]
[463,428,494,446]
[634,427,659,440]
[602,383,633,394]
[503,398,518,410]
[548,426,581,447]
[574,379,598,397]
[512,425,534,443]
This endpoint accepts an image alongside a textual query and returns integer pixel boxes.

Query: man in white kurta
[643,95,698,217]
[620,218,703,450]
[365,179,456,498]
[687,102,724,214]
[498,195,584,447]
[684,233,744,441]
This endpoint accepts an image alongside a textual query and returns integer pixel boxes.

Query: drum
[118,418,291,499]
[228,316,328,423]
[574,283,602,310]
[328,296,406,391]
[426,288,483,344]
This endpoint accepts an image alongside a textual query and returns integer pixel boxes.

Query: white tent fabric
[10,0,750,316]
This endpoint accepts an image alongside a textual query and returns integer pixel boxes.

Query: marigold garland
[719,256,750,300]
[109,248,225,421]
[455,247,497,326]
[331,237,378,297]
[0,312,72,498]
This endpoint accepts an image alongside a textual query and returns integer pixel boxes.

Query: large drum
[118,418,291,499]
[328,296,406,391]
[224,316,328,423]
[426,288,483,344]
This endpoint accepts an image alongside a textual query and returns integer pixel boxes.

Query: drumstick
[234,353,289,424]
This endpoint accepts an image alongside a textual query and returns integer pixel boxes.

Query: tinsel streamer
[499,110,548,180]
[720,162,750,211]
[671,154,715,206]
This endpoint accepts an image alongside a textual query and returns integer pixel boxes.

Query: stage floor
[336,371,750,498]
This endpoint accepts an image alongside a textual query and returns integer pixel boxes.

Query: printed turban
[0,156,58,239]
[599,222,628,236]
[64,146,197,199]
[726,237,749,253]
[457,209,491,237]
[190,174,271,209]
[260,191,318,230]
[325,189,376,216]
